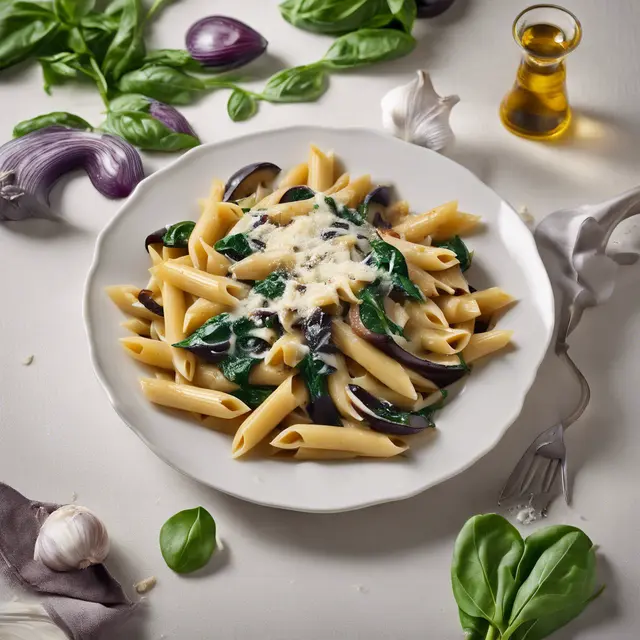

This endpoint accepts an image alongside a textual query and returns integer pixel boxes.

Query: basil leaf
[163,220,195,248]
[54,0,95,22]
[451,514,524,633]
[80,13,120,62]
[253,270,289,300]
[368,237,423,300]
[215,233,255,261]
[174,313,232,350]
[13,112,93,137]
[279,0,392,35]
[0,3,60,71]
[119,65,206,105]
[38,52,81,94]
[227,89,258,122]
[231,386,275,409]
[261,64,329,103]
[386,0,416,33]
[505,529,597,637]
[458,610,492,640]
[104,110,200,152]
[358,284,403,336]
[101,0,145,81]
[141,48,202,72]
[323,28,416,69]
[109,93,151,112]
[435,235,472,272]
[159,506,216,574]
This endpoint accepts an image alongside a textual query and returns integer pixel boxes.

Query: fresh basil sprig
[323,28,416,68]
[451,515,602,640]
[261,64,329,103]
[13,112,93,138]
[160,506,217,574]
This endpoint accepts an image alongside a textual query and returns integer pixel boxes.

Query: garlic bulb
[0,602,67,640]
[381,70,459,152]
[34,505,110,572]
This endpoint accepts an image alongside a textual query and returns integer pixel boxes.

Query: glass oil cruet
[500,4,582,140]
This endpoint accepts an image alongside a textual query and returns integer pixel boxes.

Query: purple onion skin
[0,126,144,221]
[186,16,267,71]
[148,100,198,137]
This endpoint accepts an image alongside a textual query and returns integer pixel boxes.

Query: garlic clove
[381,70,459,152]
[34,505,110,572]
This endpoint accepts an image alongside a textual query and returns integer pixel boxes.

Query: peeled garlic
[381,70,459,152]
[34,505,110,572]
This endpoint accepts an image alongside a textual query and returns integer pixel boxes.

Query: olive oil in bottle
[500,6,582,140]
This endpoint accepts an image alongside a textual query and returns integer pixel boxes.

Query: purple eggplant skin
[416,0,456,18]
[364,186,391,208]
[138,289,165,317]
[279,185,315,203]
[183,342,231,363]
[145,226,169,252]
[347,385,432,435]
[361,186,392,227]
[309,394,342,427]
[148,100,198,137]
[348,304,466,387]
[186,16,268,71]
[223,162,281,202]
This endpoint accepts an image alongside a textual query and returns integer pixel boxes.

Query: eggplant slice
[223,162,281,202]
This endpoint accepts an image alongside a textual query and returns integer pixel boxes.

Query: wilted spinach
[162,220,195,248]
[358,283,404,336]
[253,270,289,299]
[368,237,423,301]
[435,235,472,272]
[231,385,275,409]
[214,233,255,262]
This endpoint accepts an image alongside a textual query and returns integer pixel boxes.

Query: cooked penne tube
[121,317,151,337]
[332,320,417,400]
[393,201,458,241]
[407,265,455,297]
[430,211,482,242]
[332,174,373,208]
[470,288,515,316]
[106,285,158,321]
[405,299,449,330]
[265,199,316,225]
[279,162,309,188]
[432,264,469,295]
[189,199,242,270]
[120,337,173,369]
[150,319,166,342]
[381,234,458,271]
[271,425,407,458]
[200,240,231,276]
[462,330,514,363]
[420,327,472,355]
[349,373,417,410]
[265,333,308,368]
[329,354,363,421]
[279,409,313,430]
[183,297,227,334]
[152,261,249,306]
[386,199,410,226]
[232,376,308,458]
[434,295,482,323]
[308,144,335,192]
[162,247,187,260]
[193,364,238,392]
[249,362,291,386]
[140,378,250,418]
[325,172,350,194]
[230,250,296,281]
[404,367,439,392]
[162,280,196,380]
[255,186,290,209]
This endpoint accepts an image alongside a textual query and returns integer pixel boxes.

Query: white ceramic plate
[84,126,554,513]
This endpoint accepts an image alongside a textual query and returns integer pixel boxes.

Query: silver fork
[498,187,640,510]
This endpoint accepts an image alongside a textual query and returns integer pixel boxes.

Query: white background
[1,0,640,638]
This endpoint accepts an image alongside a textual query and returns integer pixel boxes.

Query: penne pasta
[434,295,482,324]
[430,211,482,242]
[232,376,308,458]
[265,333,308,368]
[325,172,350,195]
[405,299,449,330]
[271,425,407,458]
[162,280,196,380]
[121,317,151,337]
[332,174,373,208]
[393,200,458,241]
[140,378,250,418]
[349,373,417,410]
[106,285,158,321]
[230,250,296,281]
[279,162,309,188]
[183,297,227,334]
[381,234,459,271]
[420,327,472,355]
[120,337,173,369]
[308,144,335,192]
[407,264,456,297]
[292,448,357,460]
[200,239,231,276]
[329,354,363,421]
[469,288,515,316]
[432,265,470,295]
[462,330,514,363]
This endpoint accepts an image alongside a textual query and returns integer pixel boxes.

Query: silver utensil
[499,187,640,510]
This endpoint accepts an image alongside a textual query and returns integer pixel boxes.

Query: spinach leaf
[253,270,289,299]
[231,386,275,409]
[298,353,335,404]
[219,317,271,386]
[219,356,256,387]
[279,0,392,35]
[159,506,216,574]
[174,313,232,351]
[386,0,417,33]
[54,0,95,23]
[451,514,524,633]
[368,237,423,301]
[358,283,403,336]
[141,48,203,72]
[13,112,93,137]
[435,235,472,272]
[214,233,255,262]
[504,530,598,638]
[119,65,206,105]
[323,28,416,69]
[163,221,195,248]
[101,0,145,81]
[261,64,329,103]
[324,196,364,225]
[0,3,60,71]
[103,110,200,152]
[227,89,259,122]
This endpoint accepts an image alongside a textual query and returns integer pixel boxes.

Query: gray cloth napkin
[0,482,135,640]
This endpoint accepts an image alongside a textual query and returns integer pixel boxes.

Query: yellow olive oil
[501,21,581,140]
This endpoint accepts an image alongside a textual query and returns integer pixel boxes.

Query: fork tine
[542,458,560,493]
[499,449,537,504]
[561,457,570,506]
[519,456,543,496]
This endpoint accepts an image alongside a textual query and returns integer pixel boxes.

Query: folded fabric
[0,482,135,640]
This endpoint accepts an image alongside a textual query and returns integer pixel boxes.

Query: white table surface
[1,1,640,638]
